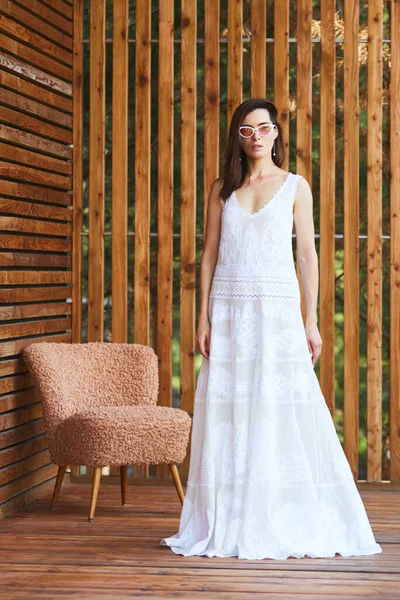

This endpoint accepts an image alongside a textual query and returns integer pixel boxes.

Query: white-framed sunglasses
[239,123,276,138]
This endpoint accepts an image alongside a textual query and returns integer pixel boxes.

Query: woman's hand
[305,320,322,367]
[196,316,211,360]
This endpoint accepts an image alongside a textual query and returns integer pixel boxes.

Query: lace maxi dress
[160,172,382,560]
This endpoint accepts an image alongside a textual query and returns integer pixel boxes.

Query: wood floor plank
[0,574,399,597]
[0,483,397,598]
[1,564,400,581]
[1,592,393,600]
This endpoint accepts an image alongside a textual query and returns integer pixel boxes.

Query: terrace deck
[0,482,398,599]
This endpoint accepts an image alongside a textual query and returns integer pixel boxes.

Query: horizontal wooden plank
[0,105,72,144]
[1,272,72,285]
[0,540,397,570]
[0,389,38,415]
[1,565,399,594]
[0,374,34,397]
[0,302,71,321]
[0,449,51,486]
[0,461,57,504]
[0,175,72,203]
[0,0,73,50]
[0,32,72,82]
[0,418,44,450]
[0,122,72,157]
[0,317,71,341]
[0,357,27,377]
[0,124,72,159]
[0,163,71,190]
[0,332,71,358]
[0,475,56,518]
[0,198,71,220]
[4,0,73,37]
[1,216,71,237]
[0,589,366,600]
[0,70,72,113]
[39,0,73,22]
[0,252,71,268]
[0,434,46,468]
[0,138,72,172]
[0,287,71,303]
[0,14,73,66]
[0,179,71,205]
[0,51,72,97]
[0,234,71,252]
[0,165,71,193]
[0,403,42,433]
[0,562,399,592]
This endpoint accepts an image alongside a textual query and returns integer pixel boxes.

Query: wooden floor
[0,482,399,599]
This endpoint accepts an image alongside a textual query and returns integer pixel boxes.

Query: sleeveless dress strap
[291,174,304,206]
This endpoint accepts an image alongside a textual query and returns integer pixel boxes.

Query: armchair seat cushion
[51,405,192,468]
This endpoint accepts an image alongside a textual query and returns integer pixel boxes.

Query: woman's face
[238,108,278,159]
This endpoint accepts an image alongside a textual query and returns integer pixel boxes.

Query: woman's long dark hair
[219,98,285,201]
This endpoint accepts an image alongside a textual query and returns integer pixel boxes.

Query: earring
[273,140,276,156]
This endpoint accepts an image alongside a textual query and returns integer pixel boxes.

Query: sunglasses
[239,124,276,138]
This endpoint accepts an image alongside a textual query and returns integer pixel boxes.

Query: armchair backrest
[23,342,159,433]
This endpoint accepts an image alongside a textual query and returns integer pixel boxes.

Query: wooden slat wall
[296,0,312,322]
[274,0,289,165]
[0,0,73,515]
[112,0,128,344]
[251,0,266,98]
[133,0,151,480]
[204,0,220,226]
[157,0,174,402]
[134,0,151,348]
[67,0,396,488]
[390,0,400,482]
[227,0,242,126]
[180,0,197,478]
[367,0,382,482]
[72,0,83,344]
[319,0,336,417]
[88,0,105,342]
[156,0,174,479]
[343,0,360,478]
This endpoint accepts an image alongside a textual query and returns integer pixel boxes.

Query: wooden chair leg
[88,467,102,522]
[51,465,67,509]
[120,465,128,506]
[169,464,185,505]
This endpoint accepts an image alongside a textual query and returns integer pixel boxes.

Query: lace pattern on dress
[210,276,301,300]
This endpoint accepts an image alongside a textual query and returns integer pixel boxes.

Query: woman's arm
[196,177,223,359]
[293,177,323,365]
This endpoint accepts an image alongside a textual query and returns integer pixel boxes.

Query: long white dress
[160,172,382,560]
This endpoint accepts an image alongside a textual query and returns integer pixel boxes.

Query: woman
[160,98,382,560]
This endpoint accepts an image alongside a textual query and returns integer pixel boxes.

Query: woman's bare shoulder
[293,173,310,185]
[209,177,224,208]
[210,177,224,194]
[293,174,312,208]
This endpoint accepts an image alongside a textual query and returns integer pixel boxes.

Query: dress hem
[159,538,383,561]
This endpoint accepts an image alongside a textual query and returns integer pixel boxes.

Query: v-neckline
[233,172,292,217]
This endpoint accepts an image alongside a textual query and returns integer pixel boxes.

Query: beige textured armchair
[23,342,192,521]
